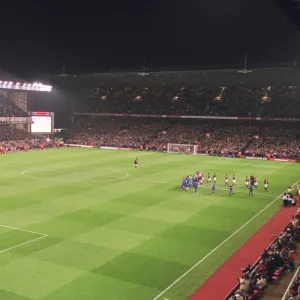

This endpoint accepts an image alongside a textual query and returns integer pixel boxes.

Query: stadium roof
[51,67,300,88]
[0,69,52,92]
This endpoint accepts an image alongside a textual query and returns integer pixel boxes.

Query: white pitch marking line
[21,167,166,184]
[152,180,299,300]
[21,169,129,182]
[0,235,47,254]
[21,169,72,182]
[0,224,47,237]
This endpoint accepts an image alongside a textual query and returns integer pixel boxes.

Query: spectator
[238,275,250,291]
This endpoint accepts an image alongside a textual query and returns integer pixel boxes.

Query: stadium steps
[262,253,300,299]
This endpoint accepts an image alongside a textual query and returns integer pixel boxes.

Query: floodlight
[0,80,52,92]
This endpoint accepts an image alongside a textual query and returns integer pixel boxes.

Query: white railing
[281,266,300,300]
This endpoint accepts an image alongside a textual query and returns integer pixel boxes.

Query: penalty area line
[152,180,299,300]
[0,224,48,237]
[0,224,48,254]
[0,235,47,254]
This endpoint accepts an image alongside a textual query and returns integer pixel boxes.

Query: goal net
[167,143,197,155]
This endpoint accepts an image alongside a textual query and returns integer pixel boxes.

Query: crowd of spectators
[75,86,300,118]
[229,211,300,300]
[0,127,34,141]
[0,126,56,152]
[244,126,300,159]
[66,117,300,159]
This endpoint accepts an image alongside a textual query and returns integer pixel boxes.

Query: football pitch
[0,149,298,300]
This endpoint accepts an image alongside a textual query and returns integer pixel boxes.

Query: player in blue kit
[229,184,235,196]
[186,176,191,188]
[249,184,254,196]
[181,177,187,192]
[212,183,216,194]
[192,176,196,186]
[192,176,198,193]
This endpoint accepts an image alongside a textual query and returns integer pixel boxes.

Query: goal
[167,143,197,155]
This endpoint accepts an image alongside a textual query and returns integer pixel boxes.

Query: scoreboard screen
[30,112,54,134]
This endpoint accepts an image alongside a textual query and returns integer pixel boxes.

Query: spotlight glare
[0,80,51,92]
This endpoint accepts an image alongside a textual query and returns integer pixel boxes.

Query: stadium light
[0,80,52,92]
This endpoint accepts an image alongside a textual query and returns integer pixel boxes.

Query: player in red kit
[264,179,268,192]
[245,177,249,188]
[225,174,229,186]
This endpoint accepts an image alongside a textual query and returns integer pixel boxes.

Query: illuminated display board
[30,112,54,134]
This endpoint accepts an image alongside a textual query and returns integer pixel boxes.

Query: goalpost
[167,143,198,155]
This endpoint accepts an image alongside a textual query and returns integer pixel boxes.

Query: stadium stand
[0,69,30,117]
[0,92,28,117]
[227,211,300,300]
[0,126,55,152]
[74,86,300,118]
[281,267,300,299]
[65,117,300,160]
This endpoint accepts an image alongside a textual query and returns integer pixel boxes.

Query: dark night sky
[0,0,300,78]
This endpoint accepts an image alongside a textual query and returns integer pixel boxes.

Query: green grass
[0,149,297,300]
